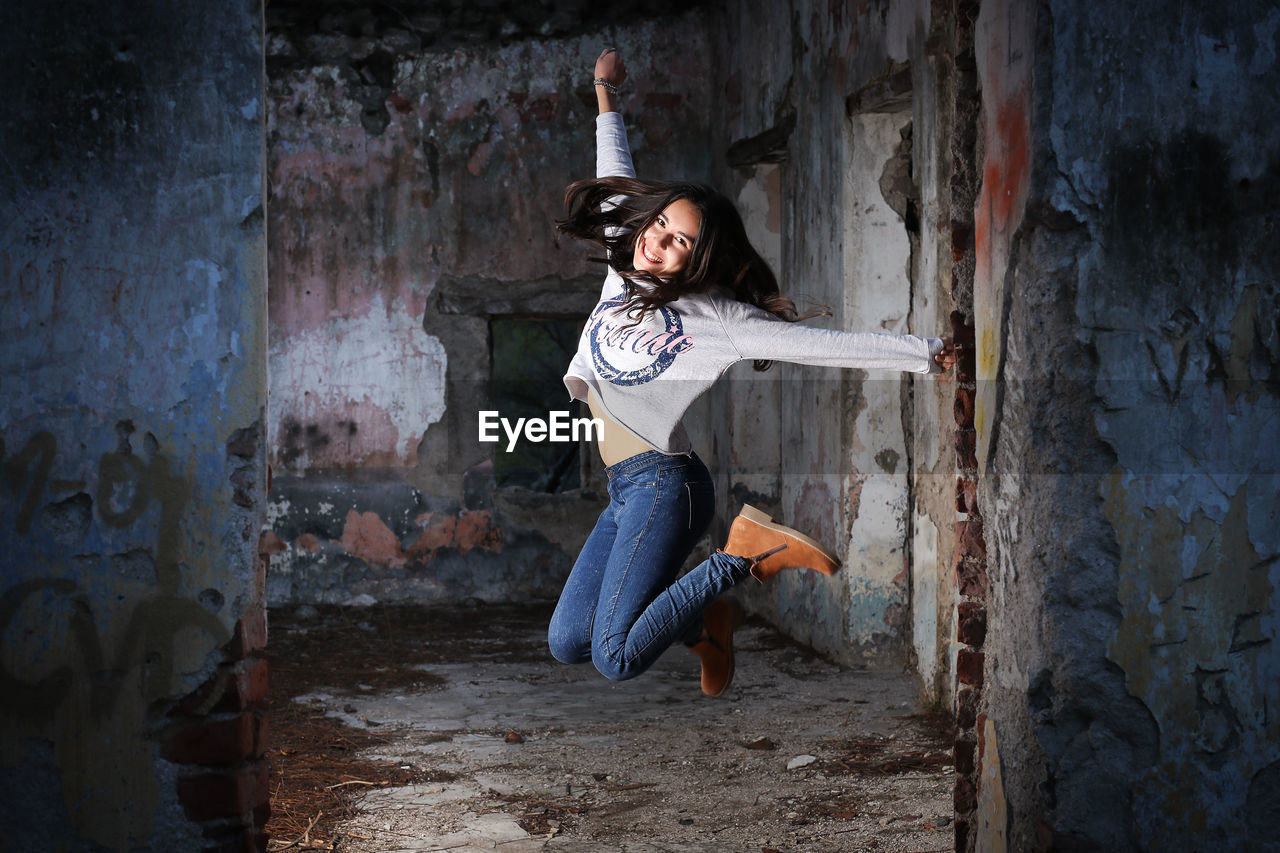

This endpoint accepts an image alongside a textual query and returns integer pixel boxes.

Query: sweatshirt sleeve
[717,298,944,375]
[596,111,635,179]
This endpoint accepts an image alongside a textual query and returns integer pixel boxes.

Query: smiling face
[632,198,702,278]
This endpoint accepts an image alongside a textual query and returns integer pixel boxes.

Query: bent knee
[591,648,642,682]
[547,632,591,666]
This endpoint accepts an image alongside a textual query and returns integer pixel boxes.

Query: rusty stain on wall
[973,0,1033,476]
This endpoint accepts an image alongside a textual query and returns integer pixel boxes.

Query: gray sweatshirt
[563,111,943,455]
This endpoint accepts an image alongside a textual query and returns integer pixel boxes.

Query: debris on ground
[266,602,954,852]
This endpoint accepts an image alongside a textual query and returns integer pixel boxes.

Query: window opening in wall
[489,316,586,492]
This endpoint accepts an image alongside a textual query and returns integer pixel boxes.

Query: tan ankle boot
[723,504,841,583]
[689,598,735,696]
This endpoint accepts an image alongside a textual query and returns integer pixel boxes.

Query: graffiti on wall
[0,426,232,848]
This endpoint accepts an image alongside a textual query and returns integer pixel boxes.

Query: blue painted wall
[0,1,267,848]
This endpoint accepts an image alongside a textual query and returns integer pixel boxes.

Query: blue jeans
[548,450,752,681]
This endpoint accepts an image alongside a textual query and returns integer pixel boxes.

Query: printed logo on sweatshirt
[588,293,695,386]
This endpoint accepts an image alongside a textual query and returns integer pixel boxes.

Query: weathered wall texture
[264,8,715,604]
[706,0,961,673]
[0,1,269,850]
[974,0,1280,849]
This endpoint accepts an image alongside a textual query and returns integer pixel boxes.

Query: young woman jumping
[547,48,954,696]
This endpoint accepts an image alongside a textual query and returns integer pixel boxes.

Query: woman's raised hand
[594,48,627,114]
[594,48,627,88]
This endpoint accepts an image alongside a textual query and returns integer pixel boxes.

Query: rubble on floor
[266,603,953,852]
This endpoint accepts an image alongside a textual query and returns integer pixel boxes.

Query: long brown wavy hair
[556,176,827,371]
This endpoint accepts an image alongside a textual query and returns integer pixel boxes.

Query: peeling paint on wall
[976,718,1008,852]
[1103,474,1278,845]
[269,295,446,468]
[973,0,1033,477]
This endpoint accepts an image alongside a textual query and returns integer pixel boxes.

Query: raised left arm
[593,48,626,115]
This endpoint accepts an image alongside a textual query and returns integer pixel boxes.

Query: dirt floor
[265,603,954,853]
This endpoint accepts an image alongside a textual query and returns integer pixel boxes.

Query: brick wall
[945,4,984,846]
[951,312,985,851]
[162,595,271,851]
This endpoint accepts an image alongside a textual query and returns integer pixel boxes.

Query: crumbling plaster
[974,0,1280,849]
[708,0,959,674]
[265,13,716,604]
[0,1,267,848]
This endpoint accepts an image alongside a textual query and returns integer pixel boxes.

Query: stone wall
[261,0,965,682]
[972,0,1280,849]
[0,1,270,849]
[263,8,716,605]
[705,0,963,673]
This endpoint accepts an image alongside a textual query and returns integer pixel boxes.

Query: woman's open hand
[934,337,957,374]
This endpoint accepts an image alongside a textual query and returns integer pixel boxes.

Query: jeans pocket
[623,470,658,487]
[684,480,714,531]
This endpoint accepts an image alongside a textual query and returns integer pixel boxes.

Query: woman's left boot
[689,598,735,696]
[722,504,841,582]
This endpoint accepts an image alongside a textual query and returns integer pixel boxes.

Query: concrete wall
[0,1,270,850]
[972,0,1280,849]
[262,0,965,682]
[263,8,715,605]
[706,0,961,672]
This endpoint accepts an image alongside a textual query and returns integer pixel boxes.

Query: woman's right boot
[689,598,735,696]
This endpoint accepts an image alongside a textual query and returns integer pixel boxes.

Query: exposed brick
[957,649,985,688]
[949,311,978,382]
[954,776,977,813]
[950,223,973,263]
[1037,819,1056,851]
[956,428,978,469]
[956,686,980,730]
[956,477,978,514]
[258,530,287,556]
[949,310,976,347]
[956,343,977,383]
[954,736,976,775]
[954,386,976,428]
[163,712,261,766]
[169,669,230,718]
[177,760,270,822]
[218,657,270,713]
[230,608,267,657]
[957,556,988,598]
[225,424,261,460]
[957,602,988,647]
[170,657,269,719]
[957,519,987,561]
[231,466,257,508]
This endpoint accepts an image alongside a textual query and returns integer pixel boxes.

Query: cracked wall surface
[0,1,268,848]
[265,10,715,604]
[975,0,1280,849]
[705,0,961,672]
